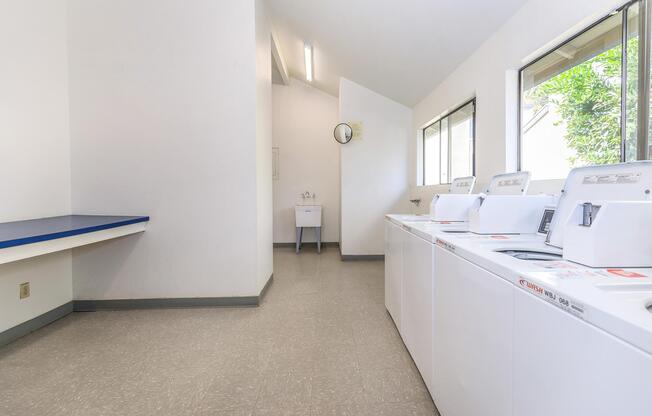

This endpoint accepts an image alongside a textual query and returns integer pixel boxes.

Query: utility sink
[295,205,321,227]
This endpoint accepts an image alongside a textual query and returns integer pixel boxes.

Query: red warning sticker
[606,269,646,278]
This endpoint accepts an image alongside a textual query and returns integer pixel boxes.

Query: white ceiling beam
[271,29,290,85]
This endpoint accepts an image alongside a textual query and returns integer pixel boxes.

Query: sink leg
[295,227,303,253]
[316,227,321,254]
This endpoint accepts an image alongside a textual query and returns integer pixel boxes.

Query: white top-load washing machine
[464,171,557,234]
[429,172,528,223]
[388,176,477,224]
[431,161,652,416]
[395,218,553,416]
[384,171,559,407]
[429,174,556,239]
[429,171,557,235]
[389,171,548,231]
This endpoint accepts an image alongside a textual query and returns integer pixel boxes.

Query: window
[519,1,646,180]
[422,99,475,185]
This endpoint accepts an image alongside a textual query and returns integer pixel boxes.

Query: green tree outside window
[525,38,639,165]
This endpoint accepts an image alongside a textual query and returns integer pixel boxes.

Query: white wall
[409,0,627,213]
[68,0,271,299]
[339,78,412,256]
[0,0,72,333]
[272,79,340,244]
[255,0,273,291]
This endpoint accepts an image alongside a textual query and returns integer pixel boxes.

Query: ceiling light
[304,42,313,82]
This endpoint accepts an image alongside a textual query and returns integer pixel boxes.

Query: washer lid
[486,172,531,195]
[547,161,652,248]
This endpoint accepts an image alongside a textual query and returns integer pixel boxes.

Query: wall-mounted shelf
[0,215,149,265]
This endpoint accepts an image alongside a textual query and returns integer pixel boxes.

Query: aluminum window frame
[517,0,648,172]
[421,98,476,186]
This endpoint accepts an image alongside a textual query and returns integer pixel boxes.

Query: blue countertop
[0,215,149,249]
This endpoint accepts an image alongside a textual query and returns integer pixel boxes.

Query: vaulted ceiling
[269,0,530,106]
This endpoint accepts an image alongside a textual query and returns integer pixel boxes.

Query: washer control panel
[538,208,555,235]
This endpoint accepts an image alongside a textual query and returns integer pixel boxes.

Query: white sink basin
[296,205,321,227]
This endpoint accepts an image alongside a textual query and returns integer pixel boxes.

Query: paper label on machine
[581,172,641,185]
[497,179,523,187]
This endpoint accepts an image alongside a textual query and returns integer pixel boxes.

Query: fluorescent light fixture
[304,42,313,82]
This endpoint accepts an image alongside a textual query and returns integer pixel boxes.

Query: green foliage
[526,38,638,165]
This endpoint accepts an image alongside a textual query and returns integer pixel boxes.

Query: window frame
[517,0,647,172]
[421,98,476,186]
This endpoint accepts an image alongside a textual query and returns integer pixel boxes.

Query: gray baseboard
[0,301,73,348]
[338,244,384,261]
[1,275,275,347]
[74,274,275,311]
[340,254,385,261]
[273,242,339,248]
[259,273,274,301]
[73,296,259,311]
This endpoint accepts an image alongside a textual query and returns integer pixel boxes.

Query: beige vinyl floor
[0,246,439,416]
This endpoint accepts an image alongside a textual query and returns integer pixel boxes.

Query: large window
[519,1,648,180]
[422,99,475,185]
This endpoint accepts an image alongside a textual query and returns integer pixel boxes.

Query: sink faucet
[301,191,315,200]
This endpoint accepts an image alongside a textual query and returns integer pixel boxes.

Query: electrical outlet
[19,282,30,299]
